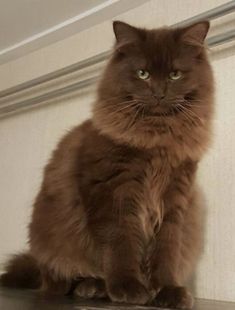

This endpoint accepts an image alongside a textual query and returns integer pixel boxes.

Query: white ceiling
[0,0,149,64]
[0,0,106,50]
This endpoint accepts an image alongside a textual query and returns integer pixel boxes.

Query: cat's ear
[113,21,141,47]
[180,21,210,46]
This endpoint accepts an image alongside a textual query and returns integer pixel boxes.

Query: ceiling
[0,0,149,64]
[0,0,106,51]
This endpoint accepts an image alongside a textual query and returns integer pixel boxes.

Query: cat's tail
[0,253,41,289]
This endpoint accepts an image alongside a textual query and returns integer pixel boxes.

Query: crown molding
[0,0,149,65]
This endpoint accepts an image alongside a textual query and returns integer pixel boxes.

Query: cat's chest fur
[138,151,173,242]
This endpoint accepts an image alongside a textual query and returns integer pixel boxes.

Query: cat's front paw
[107,276,150,305]
[74,278,107,299]
[154,286,194,309]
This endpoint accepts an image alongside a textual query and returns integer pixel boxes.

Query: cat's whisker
[174,104,197,124]
[176,105,197,120]
[183,101,205,108]
[184,105,205,109]
[184,109,203,122]
[176,104,201,126]
[98,100,138,113]
[116,99,138,106]
[141,105,146,120]
[179,103,204,122]
[115,101,141,113]
[104,99,137,105]
[102,95,133,101]
[100,96,137,106]
[127,104,143,129]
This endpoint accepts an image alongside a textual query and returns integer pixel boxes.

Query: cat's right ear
[113,21,141,49]
[180,21,210,46]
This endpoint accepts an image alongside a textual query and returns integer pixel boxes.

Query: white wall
[197,48,235,301]
[0,0,235,303]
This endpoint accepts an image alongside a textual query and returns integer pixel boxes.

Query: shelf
[0,288,234,310]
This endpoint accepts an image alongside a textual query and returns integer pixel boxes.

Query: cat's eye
[169,71,182,80]
[137,69,150,80]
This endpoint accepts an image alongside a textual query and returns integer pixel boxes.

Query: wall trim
[0,1,234,119]
[0,0,149,65]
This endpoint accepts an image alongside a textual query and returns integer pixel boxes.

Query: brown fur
[1,21,214,308]
[0,253,41,289]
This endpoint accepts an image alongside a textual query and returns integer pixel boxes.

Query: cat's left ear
[113,21,141,47]
[180,21,210,46]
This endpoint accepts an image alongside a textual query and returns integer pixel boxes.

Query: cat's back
[50,119,93,160]
[30,120,104,275]
[42,119,95,190]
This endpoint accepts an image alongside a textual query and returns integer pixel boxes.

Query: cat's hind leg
[40,267,71,295]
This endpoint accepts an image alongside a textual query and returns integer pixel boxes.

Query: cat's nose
[152,94,165,101]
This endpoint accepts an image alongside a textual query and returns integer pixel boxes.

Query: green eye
[137,69,150,80]
[169,70,182,80]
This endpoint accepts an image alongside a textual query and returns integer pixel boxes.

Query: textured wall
[0,0,234,302]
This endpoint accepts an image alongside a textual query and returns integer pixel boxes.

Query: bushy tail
[0,253,41,289]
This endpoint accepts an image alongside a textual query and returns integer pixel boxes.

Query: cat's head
[93,21,214,154]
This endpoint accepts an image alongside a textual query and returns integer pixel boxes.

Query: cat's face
[93,21,214,150]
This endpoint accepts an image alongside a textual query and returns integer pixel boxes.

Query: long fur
[1,253,41,289]
[1,21,214,308]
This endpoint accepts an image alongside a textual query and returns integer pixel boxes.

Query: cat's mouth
[129,96,188,118]
[152,107,180,117]
[129,93,197,118]
[143,104,180,118]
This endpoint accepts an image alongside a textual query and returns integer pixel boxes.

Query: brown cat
[1,20,214,309]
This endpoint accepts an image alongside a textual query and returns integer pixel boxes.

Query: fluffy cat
[1,20,214,309]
